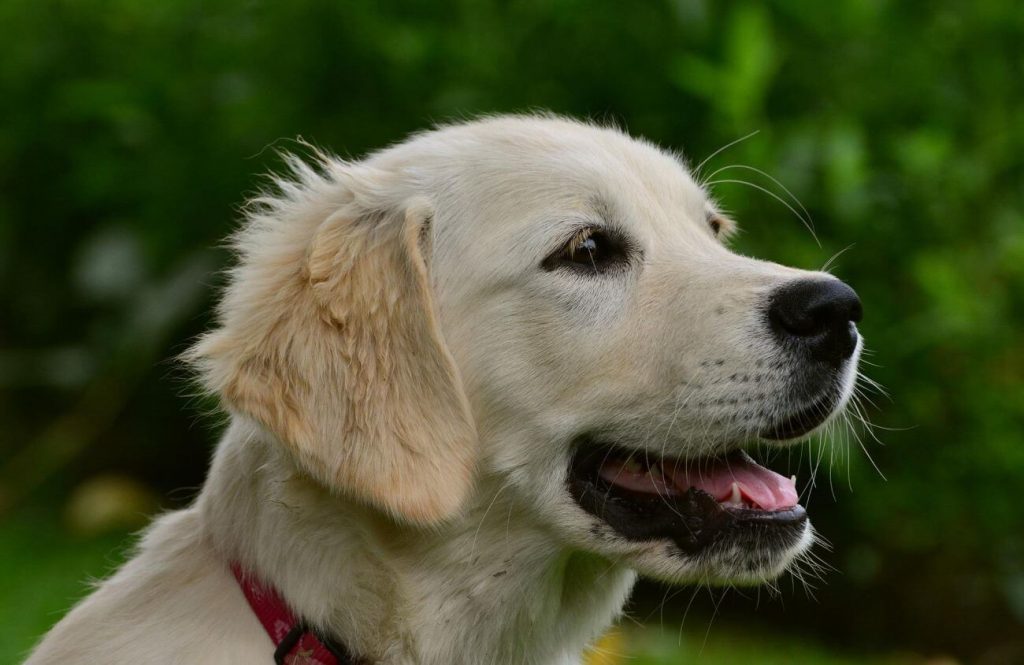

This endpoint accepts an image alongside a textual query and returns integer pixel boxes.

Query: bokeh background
[2,1,1023,663]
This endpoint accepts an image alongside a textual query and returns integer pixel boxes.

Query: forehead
[384,117,712,235]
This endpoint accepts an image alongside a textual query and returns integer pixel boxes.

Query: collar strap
[231,562,366,665]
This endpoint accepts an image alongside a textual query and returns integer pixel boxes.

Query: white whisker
[693,130,761,180]
[705,178,821,246]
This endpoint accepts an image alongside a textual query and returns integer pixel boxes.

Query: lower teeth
[723,482,744,507]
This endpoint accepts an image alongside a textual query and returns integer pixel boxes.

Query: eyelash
[565,228,596,258]
[542,226,632,274]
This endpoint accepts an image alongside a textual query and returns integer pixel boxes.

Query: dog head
[190,116,862,584]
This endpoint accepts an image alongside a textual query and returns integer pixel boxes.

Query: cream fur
[26,115,860,665]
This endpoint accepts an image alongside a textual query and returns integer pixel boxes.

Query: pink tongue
[668,455,798,511]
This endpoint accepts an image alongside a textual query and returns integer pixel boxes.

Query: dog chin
[600,512,815,587]
[696,520,815,585]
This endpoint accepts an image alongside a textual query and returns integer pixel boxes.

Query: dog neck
[197,419,636,665]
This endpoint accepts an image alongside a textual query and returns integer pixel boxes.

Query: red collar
[231,563,364,665]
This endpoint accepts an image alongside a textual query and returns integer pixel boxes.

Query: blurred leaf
[1,0,1022,660]
[64,474,157,536]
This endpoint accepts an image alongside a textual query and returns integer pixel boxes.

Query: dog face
[395,117,862,583]
[191,116,861,586]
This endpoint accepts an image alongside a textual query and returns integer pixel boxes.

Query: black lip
[568,442,807,555]
[759,391,839,440]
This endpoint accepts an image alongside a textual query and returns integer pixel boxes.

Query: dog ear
[187,162,477,525]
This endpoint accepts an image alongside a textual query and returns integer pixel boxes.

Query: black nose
[768,278,862,364]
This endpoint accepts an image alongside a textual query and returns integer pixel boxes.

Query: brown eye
[707,212,735,239]
[542,227,631,274]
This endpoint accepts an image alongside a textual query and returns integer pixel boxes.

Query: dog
[27,115,862,664]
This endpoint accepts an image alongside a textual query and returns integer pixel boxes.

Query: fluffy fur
[27,115,859,664]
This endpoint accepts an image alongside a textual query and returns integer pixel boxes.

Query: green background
[2,1,1022,662]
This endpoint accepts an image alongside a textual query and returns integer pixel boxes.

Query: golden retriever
[27,115,862,664]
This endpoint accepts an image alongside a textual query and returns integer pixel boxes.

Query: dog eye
[542,228,630,274]
[707,213,734,240]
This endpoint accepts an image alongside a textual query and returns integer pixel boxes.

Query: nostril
[768,278,862,363]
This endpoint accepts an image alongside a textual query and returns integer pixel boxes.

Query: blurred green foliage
[1,0,1022,662]
[586,627,920,665]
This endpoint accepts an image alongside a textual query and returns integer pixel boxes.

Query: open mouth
[568,442,807,555]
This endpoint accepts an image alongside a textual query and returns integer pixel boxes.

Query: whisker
[693,130,761,180]
[820,243,857,273]
[703,163,816,235]
[705,178,821,246]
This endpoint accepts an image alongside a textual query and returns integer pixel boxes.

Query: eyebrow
[588,195,618,227]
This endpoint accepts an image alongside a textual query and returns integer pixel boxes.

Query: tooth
[649,462,663,477]
[791,475,797,484]
[730,482,742,505]
[623,459,641,474]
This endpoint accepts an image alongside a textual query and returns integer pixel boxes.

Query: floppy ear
[187,162,477,525]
